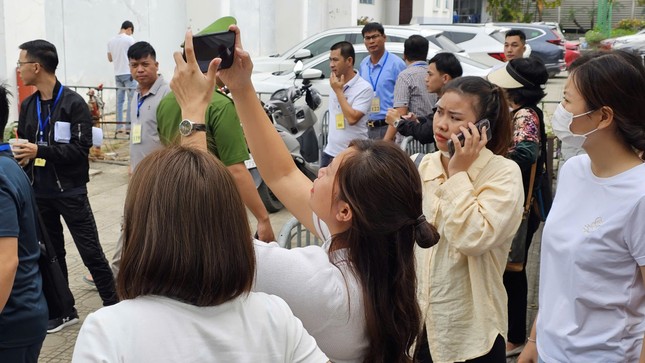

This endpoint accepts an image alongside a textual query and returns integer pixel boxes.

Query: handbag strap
[524,163,537,213]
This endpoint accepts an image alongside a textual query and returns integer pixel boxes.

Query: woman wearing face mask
[519,51,645,363]
[414,76,524,362]
[487,57,549,357]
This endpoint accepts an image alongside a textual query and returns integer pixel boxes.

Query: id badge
[335,113,345,129]
[371,97,380,113]
[34,158,46,167]
[131,124,142,144]
[37,140,48,146]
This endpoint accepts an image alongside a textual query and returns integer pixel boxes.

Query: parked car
[417,23,509,66]
[492,22,566,77]
[600,29,645,50]
[614,35,645,56]
[565,40,581,69]
[252,26,465,74]
[252,43,494,133]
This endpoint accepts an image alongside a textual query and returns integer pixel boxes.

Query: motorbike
[248,59,323,212]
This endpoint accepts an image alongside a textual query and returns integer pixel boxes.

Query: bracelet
[526,337,536,343]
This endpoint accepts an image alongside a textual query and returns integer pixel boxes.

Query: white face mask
[551,103,598,149]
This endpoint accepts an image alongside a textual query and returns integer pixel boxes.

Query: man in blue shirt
[358,22,406,140]
[0,84,48,363]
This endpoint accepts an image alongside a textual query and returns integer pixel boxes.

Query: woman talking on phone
[519,51,645,363]
[414,76,524,362]
[171,27,440,363]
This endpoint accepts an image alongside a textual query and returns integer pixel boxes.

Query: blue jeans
[115,74,136,129]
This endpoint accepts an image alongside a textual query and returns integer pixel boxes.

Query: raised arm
[171,28,316,232]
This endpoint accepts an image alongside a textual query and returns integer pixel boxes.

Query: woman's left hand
[447,122,488,177]
[170,31,219,121]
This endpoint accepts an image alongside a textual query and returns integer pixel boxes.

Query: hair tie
[415,214,427,228]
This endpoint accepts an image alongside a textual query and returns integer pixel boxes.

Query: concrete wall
[2,0,451,124]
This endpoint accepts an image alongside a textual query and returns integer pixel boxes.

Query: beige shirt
[416,149,523,362]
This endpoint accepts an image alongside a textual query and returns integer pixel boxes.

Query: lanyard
[412,62,426,67]
[368,52,389,91]
[36,86,64,142]
[136,93,150,118]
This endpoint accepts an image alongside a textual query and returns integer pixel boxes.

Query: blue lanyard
[368,52,389,91]
[136,93,150,118]
[412,61,426,67]
[0,144,10,152]
[36,86,64,142]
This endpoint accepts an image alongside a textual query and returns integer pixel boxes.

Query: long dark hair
[443,76,513,156]
[332,140,440,363]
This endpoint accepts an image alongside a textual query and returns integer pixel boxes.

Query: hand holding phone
[447,118,492,157]
[183,30,236,72]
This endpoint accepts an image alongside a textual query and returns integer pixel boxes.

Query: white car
[252,43,493,128]
[417,24,509,66]
[253,25,466,74]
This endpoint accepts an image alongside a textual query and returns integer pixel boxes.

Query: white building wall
[1,0,413,124]
[412,0,453,24]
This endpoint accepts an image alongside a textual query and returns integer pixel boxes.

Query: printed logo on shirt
[583,216,603,234]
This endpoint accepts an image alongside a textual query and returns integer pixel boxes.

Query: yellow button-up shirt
[416,149,523,362]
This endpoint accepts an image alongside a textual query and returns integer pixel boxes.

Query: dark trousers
[0,341,44,363]
[37,194,118,311]
[320,152,334,168]
[503,212,540,344]
[367,125,388,140]
[415,329,506,363]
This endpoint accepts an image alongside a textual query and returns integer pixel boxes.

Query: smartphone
[183,30,235,72]
[447,119,492,157]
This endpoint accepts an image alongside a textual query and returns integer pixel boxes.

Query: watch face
[179,119,192,136]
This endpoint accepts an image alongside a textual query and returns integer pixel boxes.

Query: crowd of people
[1,16,645,363]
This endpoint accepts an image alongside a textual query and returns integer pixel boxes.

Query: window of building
[359,0,374,4]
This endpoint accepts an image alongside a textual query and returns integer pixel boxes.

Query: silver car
[252,25,465,74]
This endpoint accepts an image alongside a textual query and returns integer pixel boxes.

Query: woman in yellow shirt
[415,76,524,362]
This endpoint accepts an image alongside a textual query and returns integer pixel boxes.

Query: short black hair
[330,41,356,65]
[128,41,156,61]
[121,21,134,31]
[362,22,385,36]
[404,35,429,62]
[506,29,526,43]
[0,84,11,139]
[18,40,58,74]
[429,52,463,79]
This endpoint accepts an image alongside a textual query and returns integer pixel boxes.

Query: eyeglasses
[17,61,37,67]
[364,34,382,41]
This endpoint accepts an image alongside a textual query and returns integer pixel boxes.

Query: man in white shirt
[321,41,373,168]
[107,21,136,133]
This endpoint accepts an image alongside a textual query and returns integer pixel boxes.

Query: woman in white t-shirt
[71,147,327,363]
[170,27,441,363]
[519,51,645,362]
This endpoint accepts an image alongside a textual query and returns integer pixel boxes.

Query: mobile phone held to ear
[447,118,492,157]
[183,30,235,72]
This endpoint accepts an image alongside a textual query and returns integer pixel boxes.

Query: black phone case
[447,119,492,157]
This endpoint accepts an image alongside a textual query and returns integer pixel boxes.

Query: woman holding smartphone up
[171,27,440,363]
[414,76,524,362]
